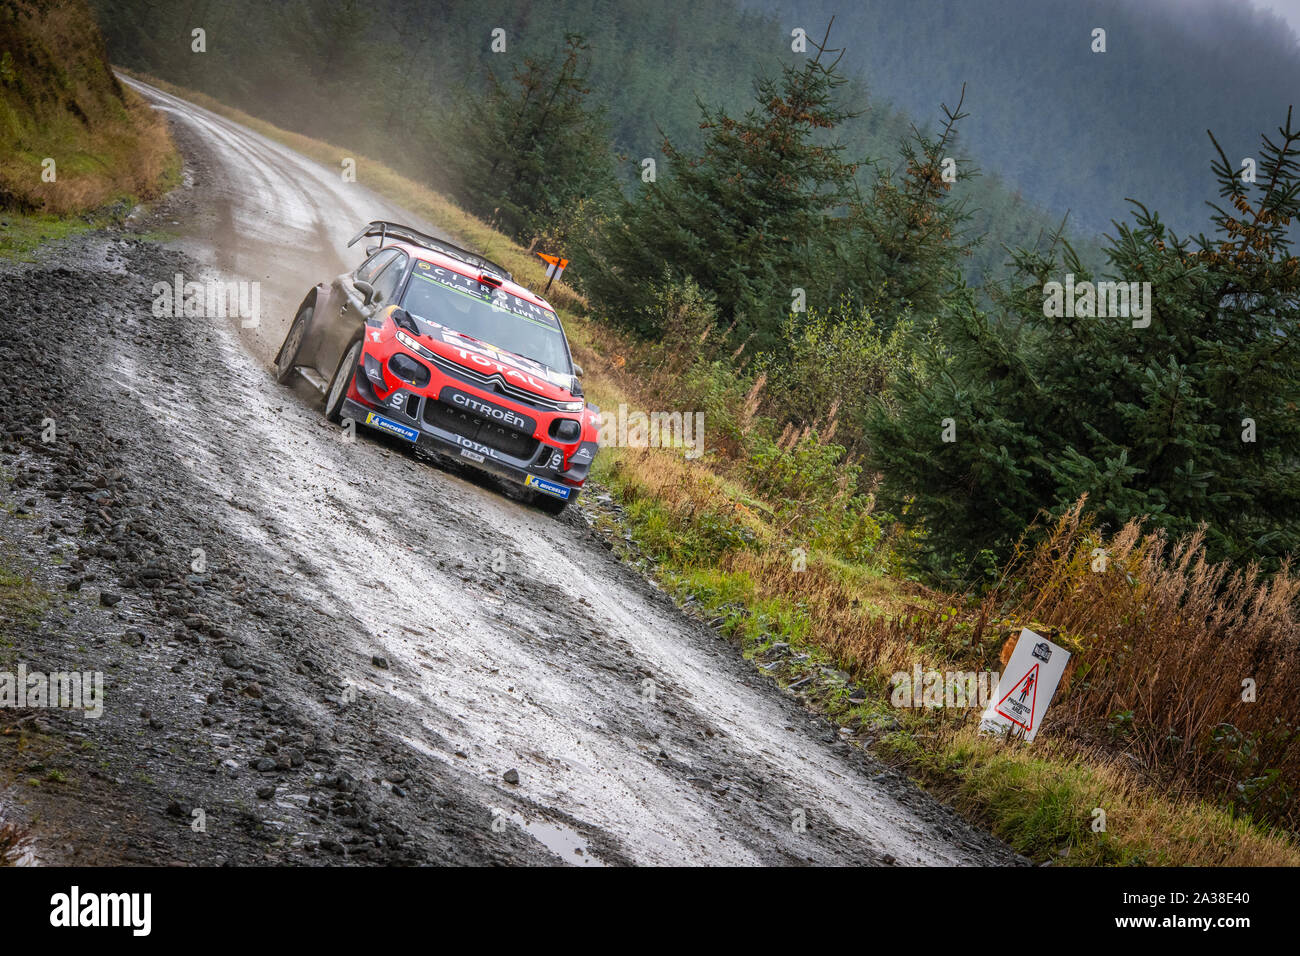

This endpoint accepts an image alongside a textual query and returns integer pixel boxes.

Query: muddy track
[0,78,1024,866]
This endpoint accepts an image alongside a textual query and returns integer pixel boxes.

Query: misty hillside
[89,0,1098,279]
[748,0,1300,236]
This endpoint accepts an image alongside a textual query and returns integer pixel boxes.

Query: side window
[356,248,399,284]
[369,252,409,306]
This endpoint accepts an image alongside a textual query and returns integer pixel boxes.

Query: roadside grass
[0,212,92,260]
[1,4,178,218]
[882,727,1300,866]
[0,203,169,261]
[117,75,1300,866]
[0,89,177,215]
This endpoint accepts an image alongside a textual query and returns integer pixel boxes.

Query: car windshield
[400,264,571,374]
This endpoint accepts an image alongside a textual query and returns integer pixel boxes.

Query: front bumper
[342,392,589,501]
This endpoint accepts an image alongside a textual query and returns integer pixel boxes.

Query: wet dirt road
[0,77,1022,865]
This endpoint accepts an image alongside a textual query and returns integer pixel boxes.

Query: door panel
[312,277,366,381]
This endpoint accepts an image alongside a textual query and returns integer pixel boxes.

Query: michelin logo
[524,475,571,499]
[364,411,419,442]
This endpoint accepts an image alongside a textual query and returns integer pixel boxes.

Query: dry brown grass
[727,498,1300,833]
[983,500,1300,826]
[726,549,922,668]
[6,88,176,214]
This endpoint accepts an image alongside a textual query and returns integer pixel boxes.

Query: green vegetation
[579,36,873,349]
[868,113,1300,583]
[1,208,108,260]
[444,33,618,245]
[0,0,177,216]
[882,727,1300,866]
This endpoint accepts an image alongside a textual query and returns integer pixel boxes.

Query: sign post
[536,252,569,293]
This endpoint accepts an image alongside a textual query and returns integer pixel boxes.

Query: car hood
[417,322,578,402]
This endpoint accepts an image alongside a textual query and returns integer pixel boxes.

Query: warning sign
[995,663,1038,731]
[980,628,1070,742]
[536,252,568,282]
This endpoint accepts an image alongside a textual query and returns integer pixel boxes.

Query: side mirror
[572,362,584,378]
[354,280,374,304]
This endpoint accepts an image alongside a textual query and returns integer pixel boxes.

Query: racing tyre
[533,489,573,516]
[275,304,311,384]
[324,338,362,424]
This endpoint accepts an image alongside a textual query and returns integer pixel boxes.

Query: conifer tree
[867,110,1300,583]
[579,23,862,349]
[447,34,617,244]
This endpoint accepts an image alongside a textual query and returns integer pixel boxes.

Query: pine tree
[579,23,862,349]
[844,85,978,324]
[867,110,1300,584]
[447,34,617,244]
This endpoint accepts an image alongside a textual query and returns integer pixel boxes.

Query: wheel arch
[275,283,338,375]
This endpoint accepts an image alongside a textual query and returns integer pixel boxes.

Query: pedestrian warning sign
[995,663,1039,731]
[980,628,1070,742]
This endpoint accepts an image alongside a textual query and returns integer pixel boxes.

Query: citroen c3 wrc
[274,221,599,513]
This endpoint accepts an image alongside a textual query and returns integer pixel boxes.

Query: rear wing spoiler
[347,220,513,281]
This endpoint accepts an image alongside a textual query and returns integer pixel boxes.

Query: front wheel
[533,489,574,516]
[275,304,312,384]
[324,338,362,424]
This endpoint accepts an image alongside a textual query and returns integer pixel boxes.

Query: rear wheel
[275,304,311,384]
[324,338,362,424]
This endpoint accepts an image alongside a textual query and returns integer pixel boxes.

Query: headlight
[549,418,582,442]
[558,400,584,412]
[388,352,431,388]
[395,329,435,359]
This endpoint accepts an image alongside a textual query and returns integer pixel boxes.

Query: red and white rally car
[274,221,599,513]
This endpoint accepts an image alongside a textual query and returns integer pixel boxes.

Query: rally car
[273,221,599,513]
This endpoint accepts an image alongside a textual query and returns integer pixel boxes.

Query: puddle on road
[507,812,605,867]
[395,736,604,866]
